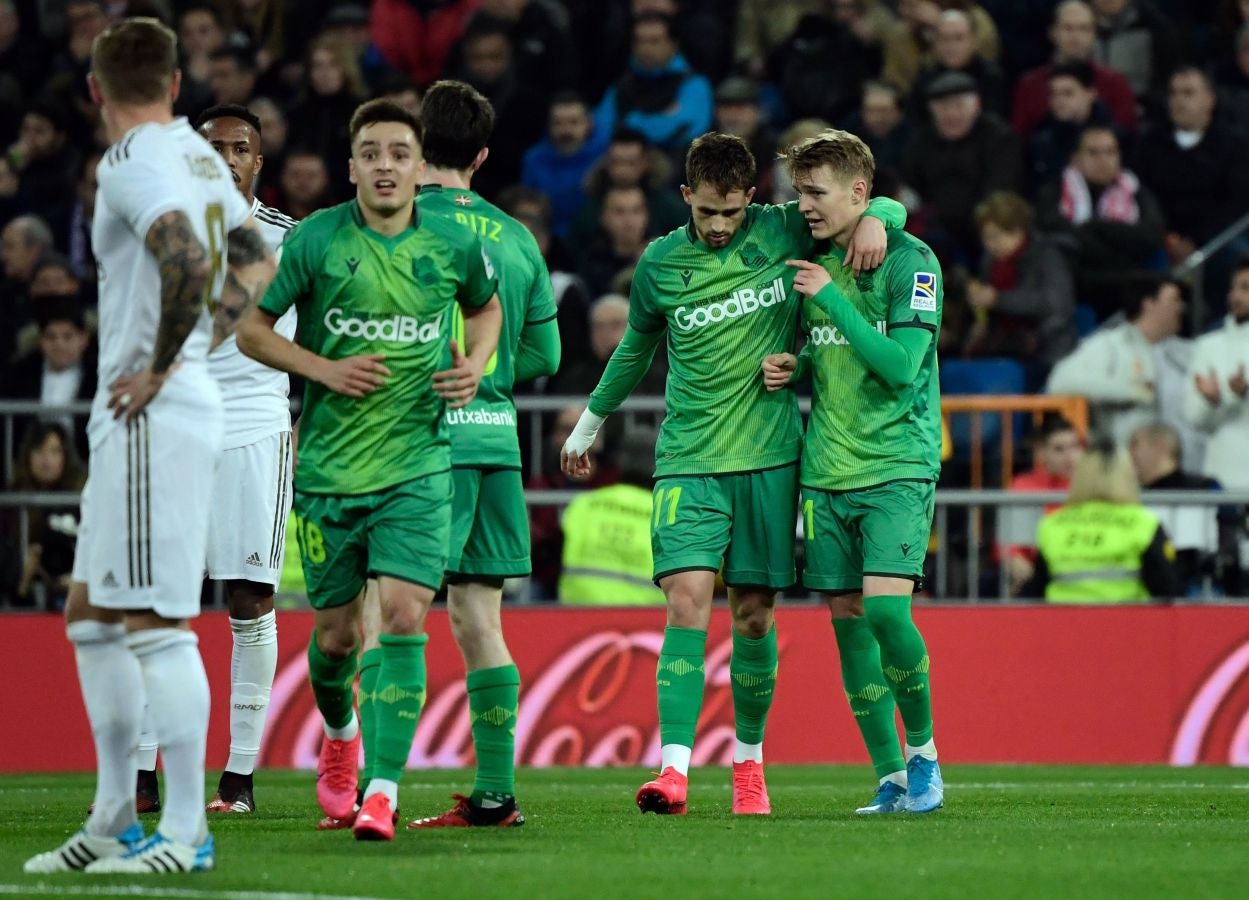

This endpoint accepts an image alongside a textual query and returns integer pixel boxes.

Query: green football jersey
[259,200,497,495]
[801,229,943,491]
[608,202,814,477]
[417,185,557,469]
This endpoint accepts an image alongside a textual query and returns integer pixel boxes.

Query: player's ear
[86,73,103,108]
[415,158,427,182]
[471,147,488,173]
[679,184,693,206]
[254,152,264,177]
[348,158,357,186]
[170,69,182,105]
[745,186,756,205]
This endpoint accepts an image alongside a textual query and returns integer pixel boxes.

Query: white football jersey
[89,118,250,445]
[208,197,298,449]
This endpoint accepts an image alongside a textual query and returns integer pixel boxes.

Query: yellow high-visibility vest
[559,484,665,605]
[1036,501,1161,603]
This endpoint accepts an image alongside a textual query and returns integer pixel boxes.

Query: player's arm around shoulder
[433,228,503,409]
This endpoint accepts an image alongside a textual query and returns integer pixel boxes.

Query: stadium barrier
[4,605,1249,773]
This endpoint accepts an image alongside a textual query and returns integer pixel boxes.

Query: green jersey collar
[420,183,479,205]
[350,197,421,251]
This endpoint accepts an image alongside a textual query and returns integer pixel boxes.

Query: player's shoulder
[884,230,940,271]
[637,223,693,271]
[419,202,480,246]
[282,201,353,253]
[254,202,299,232]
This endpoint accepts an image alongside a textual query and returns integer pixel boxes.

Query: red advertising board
[3,605,1248,772]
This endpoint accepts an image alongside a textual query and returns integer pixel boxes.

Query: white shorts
[205,431,293,586]
[74,406,223,619]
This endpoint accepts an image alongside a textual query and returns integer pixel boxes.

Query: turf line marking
[0,885,392,900]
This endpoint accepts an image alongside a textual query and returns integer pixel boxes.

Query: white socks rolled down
[660,744,692,777]
[67,620,144,839]
[226,611,278,776]
[128,628,210,847]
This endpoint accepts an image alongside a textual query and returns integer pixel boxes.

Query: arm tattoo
[145,210,211,374]
[213,270,253,349]
[227,222,268,264]
[212,222,277,349]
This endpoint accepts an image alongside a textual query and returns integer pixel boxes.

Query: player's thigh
[858,480,935,583]
[206,430,294,586]
[724,463,799,590]
[84,410,222,619]
[800,486,865,593]
[448,468,530,580]
[292,490,369,611]
[650,475,731,582]
[367,472,453,594]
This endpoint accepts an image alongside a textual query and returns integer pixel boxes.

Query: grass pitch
[0,766,1246,899]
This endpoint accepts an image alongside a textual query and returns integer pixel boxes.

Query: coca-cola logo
[1170,638,1249,766]
[260,630,758,769]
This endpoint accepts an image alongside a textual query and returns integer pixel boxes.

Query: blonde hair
[782,128,875,189]
[310,34,367,100]
[91,17,178,104]
[1067,447,1140,505]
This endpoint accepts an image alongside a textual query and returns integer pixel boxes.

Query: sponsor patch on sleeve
[911,272,937,311]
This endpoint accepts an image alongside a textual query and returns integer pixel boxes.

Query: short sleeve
[223,183,251,232]
[627,253,666,333]
[97,154,208,239]
[523,233,558,325]
[885,246,942,332]
[458,235,498,309]
[259,222,312,318]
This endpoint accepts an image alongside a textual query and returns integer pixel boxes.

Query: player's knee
[315,621,357,659]
[731,599,774,638]
[381,600,429,637]
[826,593,865,619]
[226,580,275,620]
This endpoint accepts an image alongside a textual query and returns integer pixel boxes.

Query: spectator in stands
[286,35,366,199]
[712,77,777,201]
[770,1,883,127]
[0,214,53,364]
[547,293,667,398]
[233,0,286,73]
[275,149,331,219]
[177,1,227,112]
[1183,259,1249,490]
[1135,68,1249,284]
[911,9,1008,117]
[209,45,259,107]
[1001,414,1084,593]
[1012,0,1137,139]
[883,0,1000,94]
[841,81,910,174]
[375,74,422,118]
[521,92,609,239]
[1048,275,1201,465]
[1214,23,1249,132]
[734,0,825,79]
[964,190,1076,372]
[322,3,397,92]
[769,118,834,204]
[0,0,48,103]
[1028,60,1115,191]
[370,0,478,88]
[53,0,109,79]
[3,296,95,454]
[8,101,82,233]
[1,421,86,609]
[475,0,577,93]
[903,71,1023,262]
[448,14,548,198]
[594,12,713,155]
[1034,125,1166,314]
[1129,421,1222,596]
[570,128,687,246]
[1090,0,1178,104]
[248,97,286,205]
[1022,441,1179,602]
[576,187,650,298]
[559,426,665,605]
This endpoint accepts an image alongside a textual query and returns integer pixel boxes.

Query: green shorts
[448,467,530,579]
[293,471,453,609]
[801,479,935,592]
[651,463,798,590]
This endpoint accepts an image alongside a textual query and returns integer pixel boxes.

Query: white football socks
[67,620,143,839]
[364,778,399,807]
[136,705,158,772]
[324,711,359,742]
[733,741,763,764]
[225,611,278,776]
[660,744,692,776]
[129,629,210,847]
[905,739,938,762]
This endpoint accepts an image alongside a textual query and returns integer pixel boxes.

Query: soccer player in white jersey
[24,18,276,876]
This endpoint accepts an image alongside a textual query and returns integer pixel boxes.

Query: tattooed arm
[211,219,277,351]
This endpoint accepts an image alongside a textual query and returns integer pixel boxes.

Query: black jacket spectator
[770,11,882,126]
[1092,0,1181,109]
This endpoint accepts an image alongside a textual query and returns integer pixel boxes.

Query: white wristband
[562,409,606,458]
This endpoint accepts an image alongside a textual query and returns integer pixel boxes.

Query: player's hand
[787,259,832,297]
[1230,365,1248,398]
[762,353,797,392]
[108,367,171,422]
[317,354,390,398]
[1195,370,1222,407]
[844,214,887,275]
[560,409,605,478]
[432,339,483,409]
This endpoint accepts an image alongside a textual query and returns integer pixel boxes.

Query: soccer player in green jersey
[560,132,906,815]
[236,99,503,842]
[763,129,944,815]
[349,80,559,830]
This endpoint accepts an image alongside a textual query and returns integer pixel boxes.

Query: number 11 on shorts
[802,498,815,540]
[653,486,682,529]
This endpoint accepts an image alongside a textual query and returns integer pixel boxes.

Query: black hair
[1050,60,1095,89]
[611,127,650,148]
[1126,274,1185,320]
[348,98,424,146]
[420,79,495,170]
[209,45,257,73]
[194,103,262,136]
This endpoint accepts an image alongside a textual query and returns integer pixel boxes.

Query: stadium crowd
[3,0,1249,605]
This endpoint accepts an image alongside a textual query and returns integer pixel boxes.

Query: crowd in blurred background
[3,0,1249,606]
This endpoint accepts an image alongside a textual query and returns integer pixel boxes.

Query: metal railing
[1173,206,1249,332]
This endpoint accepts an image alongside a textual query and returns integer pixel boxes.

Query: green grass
[1,766,1247,899]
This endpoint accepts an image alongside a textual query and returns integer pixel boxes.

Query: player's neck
[357,197,415,237]
[423,166,473,191]
[831,204,870,250]
[105,104,174,144]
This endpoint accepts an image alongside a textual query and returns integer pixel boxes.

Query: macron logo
[673,276,787,331]
[324,308,444,344]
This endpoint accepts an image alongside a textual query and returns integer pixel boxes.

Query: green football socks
[864,596,934,746]
[307,636,357,731]
[356,647,383,783]
[833,616,905,779]
[730,625,778,746]
[656,626,707,748]
[369,633,428,783]
[467,664,520,804]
